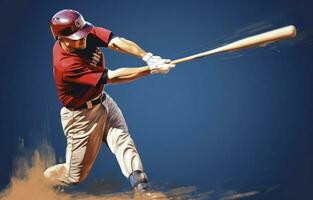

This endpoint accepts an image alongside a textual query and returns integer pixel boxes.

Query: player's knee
[43,169,51,179]
[43,164,88,186]
[43,164,68,182]
[107,128,131,153]
[116,130,131,146]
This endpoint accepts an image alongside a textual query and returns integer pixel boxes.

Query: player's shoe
[52,184,65,193]
[133,182,168,200]
[130,170,168,200]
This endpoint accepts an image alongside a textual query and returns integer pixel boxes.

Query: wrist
[140,51,148,58]
[142,52,153,62]
[146,66,154,74]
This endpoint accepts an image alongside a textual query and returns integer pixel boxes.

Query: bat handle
[171,57,192,64]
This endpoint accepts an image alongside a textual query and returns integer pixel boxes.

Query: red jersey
[53,26,112,109]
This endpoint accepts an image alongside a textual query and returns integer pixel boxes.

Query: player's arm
[108,37,147,58]
[107,37,170,67]
[106,66,151,84]
[95,27,168,65]
[99,63,175,85]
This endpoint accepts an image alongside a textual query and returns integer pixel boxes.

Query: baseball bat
[171,25,297,64]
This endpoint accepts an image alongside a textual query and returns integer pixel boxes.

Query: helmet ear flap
[50,24,57,40]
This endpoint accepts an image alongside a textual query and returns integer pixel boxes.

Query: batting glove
[149,59,176,74]
[142,52,162,66]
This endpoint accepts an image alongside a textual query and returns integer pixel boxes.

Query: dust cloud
[0,146,211,200]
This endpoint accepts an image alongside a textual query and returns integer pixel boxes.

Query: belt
[73,93,106,111]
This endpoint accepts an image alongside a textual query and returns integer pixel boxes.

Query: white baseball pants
[43,93,144,185]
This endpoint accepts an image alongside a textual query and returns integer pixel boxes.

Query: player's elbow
[108,36,124,50]
[106,69,119,84]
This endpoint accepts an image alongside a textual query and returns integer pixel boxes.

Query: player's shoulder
[88,26,113,47]
[89,26,112,39]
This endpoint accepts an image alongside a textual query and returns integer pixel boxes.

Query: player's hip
[60,101,107,136]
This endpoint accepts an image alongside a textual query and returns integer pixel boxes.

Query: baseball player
[44,9,175,199]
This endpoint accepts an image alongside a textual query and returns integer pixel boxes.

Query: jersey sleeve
[61,57,105,87]
[92,26,113,47]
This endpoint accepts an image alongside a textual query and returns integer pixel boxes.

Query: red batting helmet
[50,9,93,40]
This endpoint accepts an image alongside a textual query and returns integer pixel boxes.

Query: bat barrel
[171,25,297,65]
[218,25,297,52]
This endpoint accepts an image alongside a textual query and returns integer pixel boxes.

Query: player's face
[61,37,87,50]
[70,37,87,49]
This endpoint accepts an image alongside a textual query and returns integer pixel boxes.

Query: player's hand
[142,52,162,66]
[149,59,176,74]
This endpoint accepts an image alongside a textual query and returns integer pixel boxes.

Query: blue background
[1,0,313,199]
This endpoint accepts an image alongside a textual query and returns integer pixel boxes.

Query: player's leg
[101,93,150,191]
[44,105,107,186]
[102,94,168,199]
